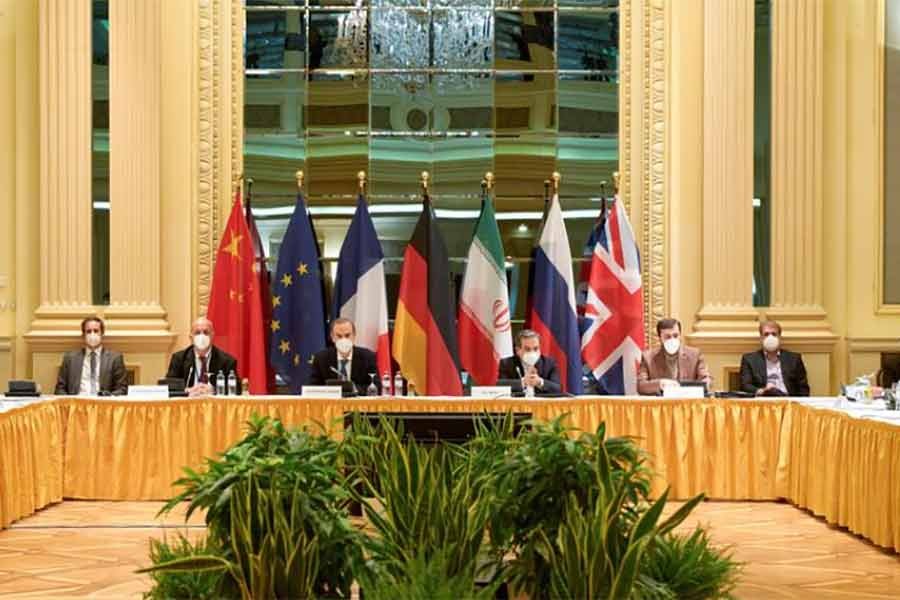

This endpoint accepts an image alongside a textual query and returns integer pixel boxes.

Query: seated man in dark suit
[740,320,810,396]
[166,317,239,397]
[55,316,128,396]
[307,318,380,395]
[497,329,562,395]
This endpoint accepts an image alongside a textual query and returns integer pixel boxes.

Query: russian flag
[527,193,583,394]
[333,194,391,379]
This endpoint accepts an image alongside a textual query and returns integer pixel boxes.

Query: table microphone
[186,365,194,389]
[330,366,346,381]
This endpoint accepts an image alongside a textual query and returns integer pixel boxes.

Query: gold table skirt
[0,400,63,529]
[1,396,898,552]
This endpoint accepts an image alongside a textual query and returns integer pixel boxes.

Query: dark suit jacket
[166,345,239,389]
[497,355,562,394]
[740,349,810,397]
[307,346,380,394]
[55,348,128,395]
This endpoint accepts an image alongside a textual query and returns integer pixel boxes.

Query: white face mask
[335,338,353,355]
[193,333,211,352]
[85,333,102,348]
[521,351,541,367]
[762,334,780,352]
[663,337,681,356]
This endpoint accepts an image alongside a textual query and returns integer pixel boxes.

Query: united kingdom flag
[580,196,645,395]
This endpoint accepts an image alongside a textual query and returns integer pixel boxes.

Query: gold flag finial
[551,171,561,193]
[357,170,367,193]
[234,173,244,193]
[420,171,430,194]
[295,170,304,190]
[485,171,495,191]
[612,171,620,192]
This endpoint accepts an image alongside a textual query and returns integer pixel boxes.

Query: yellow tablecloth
[59,397,787,502]
[0,400,63,529]
[2,395,899,553]
[779,402,900,551]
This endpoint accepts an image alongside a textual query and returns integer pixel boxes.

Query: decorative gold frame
[195,0,670,331]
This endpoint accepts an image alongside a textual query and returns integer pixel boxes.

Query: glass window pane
[371,73,432,133]
[432,9,493,69]
[433,73,493,133]
[369,135,433,198]
[246,10,306,71]
[92,0,110,306]
[309,10,368,69]
[306,132,368,199]
[753,0,771,306]
[558,10,617,72]
[495,10,555,70]
[371,9,430,69]
[307,71,368,133]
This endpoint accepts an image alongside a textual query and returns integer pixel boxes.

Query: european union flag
[270,193,326,392]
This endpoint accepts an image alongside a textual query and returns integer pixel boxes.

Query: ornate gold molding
[643,0,668,340]
[196,0,219,318]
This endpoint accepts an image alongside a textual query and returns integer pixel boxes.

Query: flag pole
[358,170,367,194]
[420,170,430,202]
[543,179,550,206]
[246,177,254,207]
[234,174,244,201]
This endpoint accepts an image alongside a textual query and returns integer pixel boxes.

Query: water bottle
[241,378,249,396]
[381,372,392,397]
[524,383,535,398]
[215,370,225,395]
[227,371,237,395]
[460,370,470,396]
[366,373,378,397]
[394,371,405,397]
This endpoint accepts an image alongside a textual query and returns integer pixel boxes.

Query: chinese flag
[207,191,269,394]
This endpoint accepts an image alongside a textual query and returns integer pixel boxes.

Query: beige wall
[0,0,893,395]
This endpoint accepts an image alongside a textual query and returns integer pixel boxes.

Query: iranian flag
[457,194,513,385]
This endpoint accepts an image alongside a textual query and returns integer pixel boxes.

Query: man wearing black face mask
[166,317,239,397]
[55,316,128,396]
[740,320,810,396]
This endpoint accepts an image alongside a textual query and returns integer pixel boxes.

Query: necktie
[339,359,348,380]
[199,357,208,384]
[90,351,98,395]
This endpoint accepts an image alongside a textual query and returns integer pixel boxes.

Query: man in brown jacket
[637,318,712,395]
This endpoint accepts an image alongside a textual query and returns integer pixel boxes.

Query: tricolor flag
[580,196,644,395]
[527,193,583,394]
[207,192,269,393]
[458,190,512,386]
[392,195,463,396]
[333,194,391,380]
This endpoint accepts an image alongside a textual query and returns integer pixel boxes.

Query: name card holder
[471,386,513,398]
[301,385,344,399]
[126,385,170,399]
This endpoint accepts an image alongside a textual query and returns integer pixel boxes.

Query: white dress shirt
[79,347,102,395]
[765,353,788,394]
[337,351,353,381]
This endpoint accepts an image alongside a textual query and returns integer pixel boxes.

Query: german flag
[392,195,463,396]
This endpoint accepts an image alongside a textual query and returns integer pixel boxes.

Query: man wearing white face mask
[166,317,238,397]
[55,316,128,396]
[307,318,380,394]
[497,329,562,395]
[740,320,809,396]
[637,318,711,395]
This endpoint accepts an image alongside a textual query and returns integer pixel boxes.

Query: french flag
[333,194,391,379]
[527,194,583,394]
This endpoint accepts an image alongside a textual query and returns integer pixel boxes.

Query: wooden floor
[0,500,897,598]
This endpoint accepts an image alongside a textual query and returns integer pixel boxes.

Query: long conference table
[1,395,898,553]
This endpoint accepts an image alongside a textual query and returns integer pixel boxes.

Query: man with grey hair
[166,317,238,396]
[497,329,562,395]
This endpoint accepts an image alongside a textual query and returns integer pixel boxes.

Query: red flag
[245,190,275,393]
[207,192,269,394]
